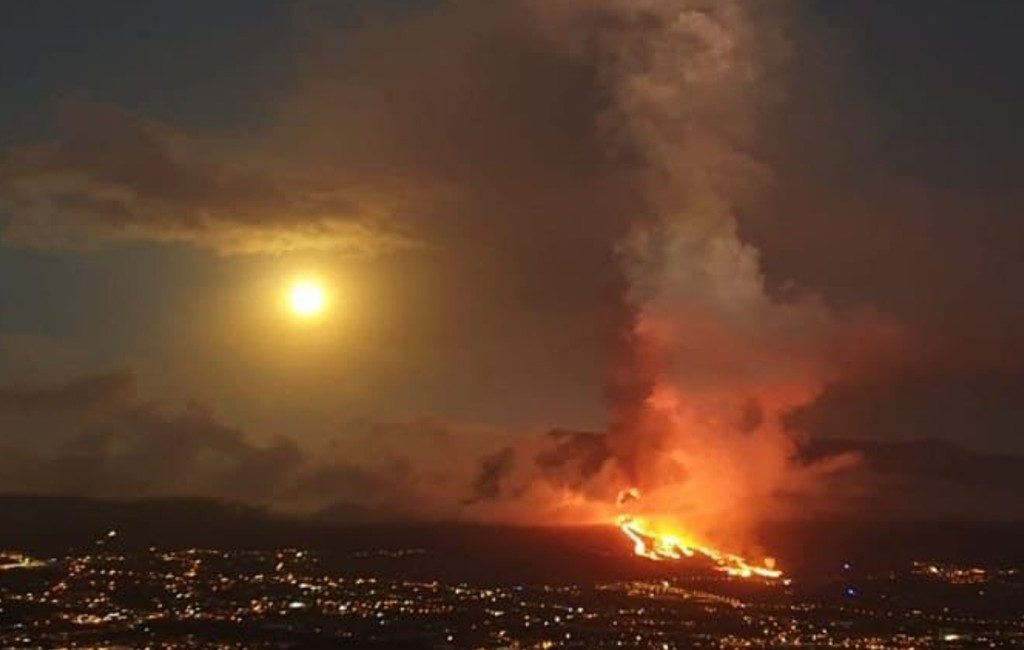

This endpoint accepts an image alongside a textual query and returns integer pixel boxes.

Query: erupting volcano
[446,0,894,574]
[517,0,891,583]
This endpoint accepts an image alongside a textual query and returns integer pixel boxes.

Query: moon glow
[288,280,327,318]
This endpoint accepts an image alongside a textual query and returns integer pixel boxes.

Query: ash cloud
[534,429,609,490]
[468,447,517,503]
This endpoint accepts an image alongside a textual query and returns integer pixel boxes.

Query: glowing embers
[615,489,783,580]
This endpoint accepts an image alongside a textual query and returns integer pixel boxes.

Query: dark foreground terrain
[2,495,1024,648]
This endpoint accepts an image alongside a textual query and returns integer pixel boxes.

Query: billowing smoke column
[524,0,875,564]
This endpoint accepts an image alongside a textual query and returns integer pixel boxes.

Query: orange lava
[615,489,783,580]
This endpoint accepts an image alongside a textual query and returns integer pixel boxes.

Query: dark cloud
[786,354,1024,451]
[534,429,609,490]
[468,446,517,502]
[0,100,414,254]
[798,437,1024,521]
[0,368,134,414]
[0,370,467,519]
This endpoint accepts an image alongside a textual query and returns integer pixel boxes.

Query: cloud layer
[0,368,537,521]
[0,100,415,254]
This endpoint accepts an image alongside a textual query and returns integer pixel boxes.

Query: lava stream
[615,490,783,580]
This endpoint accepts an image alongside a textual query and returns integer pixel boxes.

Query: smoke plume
[466,0,900,547]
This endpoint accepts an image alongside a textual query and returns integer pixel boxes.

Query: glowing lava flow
[615,489,783,580]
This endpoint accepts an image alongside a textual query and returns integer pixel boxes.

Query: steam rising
[485,0,888,546]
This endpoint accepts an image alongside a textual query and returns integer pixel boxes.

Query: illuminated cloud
[0,100,416,255]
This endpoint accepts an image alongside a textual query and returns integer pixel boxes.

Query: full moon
[288,280,326,318]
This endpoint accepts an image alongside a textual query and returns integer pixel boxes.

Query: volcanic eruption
[504,0,894,577]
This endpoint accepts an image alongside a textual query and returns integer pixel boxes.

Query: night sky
[1,0,1022,524]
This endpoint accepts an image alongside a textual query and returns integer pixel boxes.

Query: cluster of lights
[2,548,1023,648]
